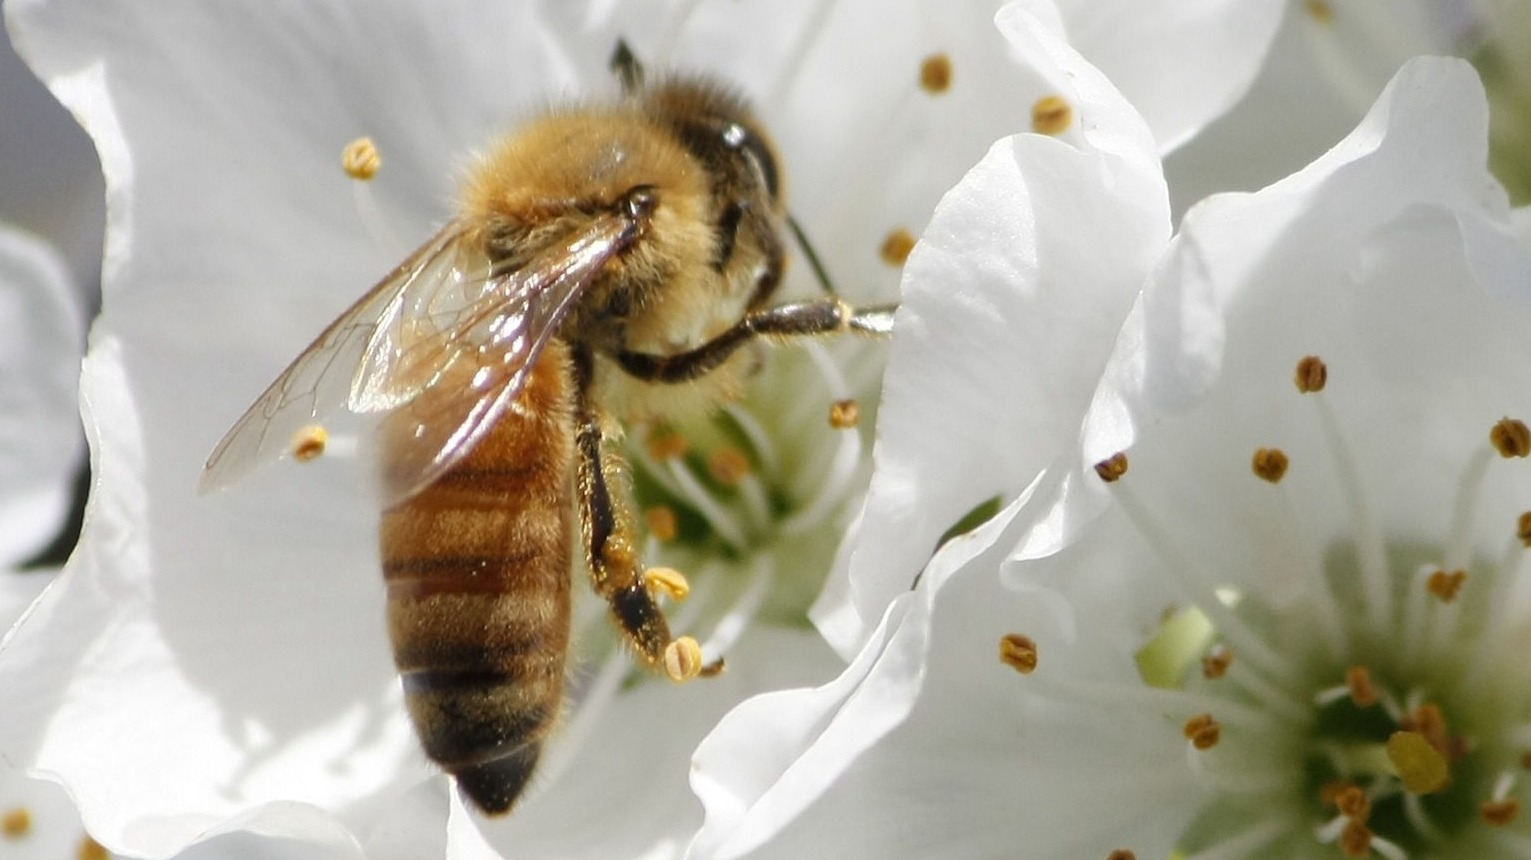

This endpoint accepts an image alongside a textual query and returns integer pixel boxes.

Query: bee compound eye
[622,185,658,220]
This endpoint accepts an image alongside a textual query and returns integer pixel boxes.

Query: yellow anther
[341,136,382,180]
[644,566,690,601]
[290,424,328,462]
[1426,569,1467,603]
[829,399,861,429]
[999,633,1038,674]
[1201,645,1233,679]
[647,431,689,462]
[880,228,917,266]
[78,836,109,860]
[1491,417,1531,458]
[1031,95,1073,135]
[1183,713,1221,750]
[1305,0,1335,24]
[1338,819,1372,858]
[1094,452,1129,483]
[1346,665,1378,707]
[1388,730,1451,794]
[707,447,751,486]
[2,807,31,839]
[644,506,679,542]
[1251,447,1289,483]
[1295,355,1328,393]
[919,53,953,94]
[1483,798,1521,826]
[664,637,704,682]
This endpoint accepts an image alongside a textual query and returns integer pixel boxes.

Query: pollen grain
[999,633,1038,674]
[1491,417,1531,458]
[829,399,861,429]
[1295,355,1328,393]
[1094,452,1129,483]
[1251,447,1289,483]
[341,136,382,180]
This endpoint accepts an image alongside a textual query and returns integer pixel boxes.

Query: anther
[880,228,916,266]
[1337,820,1371,858]
[644,506,678,542]
[1107,852,1136,860]
[1183,713,1221,750]
[1094,452,1129,482]
[290,424,328,462]
[707,447,752,486]
[664,637,704,682]
[1426,569,1467,603]
[1482,798,1520,826]
[999,633,1038,674]
[2,807,31,839]
[1031,95,1073,135]
[1251,447,1289,483]
[699,657,727,678]
[919,53,953,94]
[341,136,382,180]
[78,836,109,860]
[647,431,689,461]
[644,566,690,601]
[1346,666,1378,707]
[1201,645,1233,679]
[1321,780,1357,808]
[1295,355,1328,393]
[829,399,861,429]
[1518,512,1531,547]
[1491,418,1531,458]
[1305,0,1336,24]
[1387,731,1450,794]
[1334,785,1372,821]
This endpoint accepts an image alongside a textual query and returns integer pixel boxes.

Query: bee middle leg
[571,345,710,682]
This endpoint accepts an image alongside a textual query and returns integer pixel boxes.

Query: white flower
[0,0,1049,857]
[690,6,1531,856]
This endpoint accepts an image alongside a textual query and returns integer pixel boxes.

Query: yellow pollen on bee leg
[919,53,953,94]
[664,636,704,682]
[707,447,752,486]
[1183,713,1222,750]
[290,424,328,462]
[1337,820,1372,858]
[1295,355,1328,393]
[1031,95,1073,135]
[2,807,32,839]
[1305,0,1336,24]
[644,506,679,542]
[1201,644,1233,679]
[999,633,1038,674]
[1388,731,1451,794]
[828,399,861,429]
[643,566,690,601]
[1251,447,1290,483]
[341,136,382,180]
[1491,417,1531,458]
[77,836,109,860]
[647,431,689,462]
[1426,569,1468,603]
[1094,452,1129,482]
[880,228,917,266]
[1346,665,1379,707]
[1483,798,1521,826]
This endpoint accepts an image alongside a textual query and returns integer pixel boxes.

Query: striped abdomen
[379,343,575,815]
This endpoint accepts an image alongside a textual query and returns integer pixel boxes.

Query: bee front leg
[571,346,711,682]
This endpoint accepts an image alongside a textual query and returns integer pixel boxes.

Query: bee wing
[198,221,466,495]
[370,211,642,506]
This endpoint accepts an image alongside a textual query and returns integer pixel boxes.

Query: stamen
[1347,666,1379,707]
[644,506,678,542]
[919,53,953,94]
[1491,418,1531,458]
[1202,645,1233,679]
[341,136,381,180]
[1482,798,1520,826]
[1031,95,1073,135]
[1094,452,1129,482]
[662,457,747,550]
[647,431,689,462]
[1445,440,1496,569]
[780,342,864,536]
[1251,447,1289,483]
[1107,851,1135,860]
[828,399,860,429]
[1338,819,1373,858]
[721,405,780,478]
[1295,355,1328,393]
[1334,784,1373,821]
[1179,818,1289,860]
[1387,731,1450,794]
[289,424,328,462]
[1184,713,1222,750]
[879,228,916,266]
[2,807,31,838]
[78,836,109,860]
[664,636,705,682]
[1425,569,1467,603]
[999,633,1039,674]
[643,566,690,601]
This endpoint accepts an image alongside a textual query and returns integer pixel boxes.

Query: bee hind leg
[572,346,712,682]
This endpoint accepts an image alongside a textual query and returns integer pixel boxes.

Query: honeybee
[200,43,895,815]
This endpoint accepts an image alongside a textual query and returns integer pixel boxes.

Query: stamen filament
[738,472,775,537]
[1269,481,1348,657]
[698,555,775,659]
[1178,813,1289,860]
[722,403,781,479]
[1445,446,1494,569]
[1403,790,1447,844]
[664,458,748,551]
[1309,393,1392,637]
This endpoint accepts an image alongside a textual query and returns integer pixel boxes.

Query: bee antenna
[610,39,645,95]
[787,214,838,298]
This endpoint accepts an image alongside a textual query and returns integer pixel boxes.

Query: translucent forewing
[198,222,465,495]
